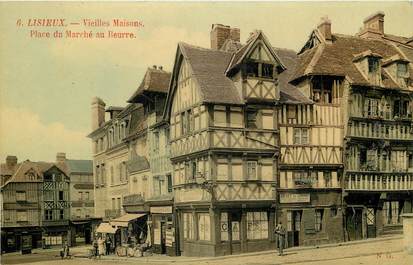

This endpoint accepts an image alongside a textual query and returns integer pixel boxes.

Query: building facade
[1,154,71,252]
[65,156,95,245]
[292,12,413,241]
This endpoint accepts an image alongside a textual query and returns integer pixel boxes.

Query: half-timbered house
[277,43,344,247]
[164,25,287,256]
[125,66,174,255]
[1,157,43,252]
[292,13,413,242]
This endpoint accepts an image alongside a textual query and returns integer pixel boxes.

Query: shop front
[70,219,92,246]
[42,224,70,248]
[277,190,343,247]
[177,202,277,257]
[149,205,176,256]
[1,227,42,253]
[344,191,413,240]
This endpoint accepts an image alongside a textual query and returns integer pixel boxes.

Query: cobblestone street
[2,236,412,265]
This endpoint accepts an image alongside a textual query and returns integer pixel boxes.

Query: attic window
[397,63,408,78]
[246,62,259,77]
[262,64,274,78]
[368,57,379,73]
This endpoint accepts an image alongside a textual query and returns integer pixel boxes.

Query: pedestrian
[60,242,66,259]
[98,236,105,257]
[274,222,286,256]
[105,237,112,255]
[92,238,99,258]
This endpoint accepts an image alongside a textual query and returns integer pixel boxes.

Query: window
[110,166,114,185]
[220,212,229,241]
[246,62,259,77]
[293,171,314,187]
[58,191,64,201]
[85,192,90,201]
[181,110,192,136]
[367,149,377,170]
[330,207,338,218]
[76,209,81,218]
[17,211,28,222]
[111,198,115,210]
[117,198,121,210]
[368,57,379,73]
[246,110,259,129]
[247,161,257,180]
[247,212,268,240]
[364,98,379,117]
[293,128,309,144]
[44,191,53,201]
[153,132,159,153]
[323,171,332,188]
[45,210,53,220]
[183,213,194,240]
[16,191,26,202]
[79,192,83,201]
[360,148,367,167]
[167,174,173,193]
[315,209,324,232]
[59,210,64,220]
[397,63,408,78]
[153,176,162,196]
[198,213,211,241]
[383,201,402,225]
[262,63,274,78]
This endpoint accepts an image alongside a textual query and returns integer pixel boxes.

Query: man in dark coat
[274,222,286,256]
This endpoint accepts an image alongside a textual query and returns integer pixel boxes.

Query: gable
[298,30,323,54]
[247,42,276,63]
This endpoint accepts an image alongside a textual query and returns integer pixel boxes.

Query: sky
[0,1,412,162]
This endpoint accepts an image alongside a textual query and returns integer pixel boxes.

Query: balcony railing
[345,172,413,191]
[104,209,121,219]
[347,120,413,140]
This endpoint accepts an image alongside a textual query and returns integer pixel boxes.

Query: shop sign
[280,193,310,203]
[150,206,172,214]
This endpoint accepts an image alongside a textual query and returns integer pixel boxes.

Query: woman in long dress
[98,237,105,257]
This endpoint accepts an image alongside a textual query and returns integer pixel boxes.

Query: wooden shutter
[303,208,316,234]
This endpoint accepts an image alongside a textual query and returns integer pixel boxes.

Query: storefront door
[160,221,166,254]
[366,208,376,238]
[287,211,301,247]
[346,208,363,241]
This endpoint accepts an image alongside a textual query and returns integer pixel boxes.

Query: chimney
[56,152,66,164]
[317,16,332,43]
[210,24,240,50]
[91,97,106,131]
[359,12,385,39]
[5,156,17,168]
[229,28,240,43]
[153,65,157,69]
[158,66,163,70]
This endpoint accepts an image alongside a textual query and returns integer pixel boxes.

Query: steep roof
[127,68,171,103]
[179,42,243,105]
[274,47,312,105]
[226,30,286,75]
[291,33,412,89]
[66,159,93,174]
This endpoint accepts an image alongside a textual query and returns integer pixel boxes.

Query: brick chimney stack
[5,156,17,168]
[210,24,240,50]
[317,16,332,43]
[359,11,385,39]
[56,152,66,164]
[91,97,106,131]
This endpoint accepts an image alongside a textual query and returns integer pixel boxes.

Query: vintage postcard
[0,1,413,265]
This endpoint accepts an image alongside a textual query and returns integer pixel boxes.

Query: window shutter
[303,208,316,234]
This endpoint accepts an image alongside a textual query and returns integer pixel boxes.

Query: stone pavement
[71,235,409,264]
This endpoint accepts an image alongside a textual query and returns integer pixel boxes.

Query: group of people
[92,236,113,257]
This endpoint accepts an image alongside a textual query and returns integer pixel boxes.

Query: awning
[110,213,146,227]
[96,222,118,234]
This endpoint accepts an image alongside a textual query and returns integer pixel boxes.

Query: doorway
[346,208,363,241]
[287,210,301,247]
[366,208,376,238]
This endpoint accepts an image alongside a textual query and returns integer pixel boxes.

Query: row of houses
[88,12,413,256]
[0,153,94,253]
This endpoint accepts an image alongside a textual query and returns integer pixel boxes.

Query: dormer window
[397,63,408,78]
[368,57,379,73]
[262,64,274,78]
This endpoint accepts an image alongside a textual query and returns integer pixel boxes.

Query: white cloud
[0,105,91,162]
